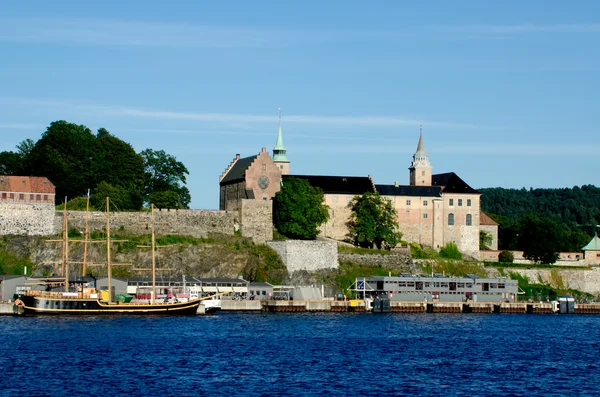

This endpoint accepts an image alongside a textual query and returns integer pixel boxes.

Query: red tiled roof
[480,212,498,226]
[0,176,55,194]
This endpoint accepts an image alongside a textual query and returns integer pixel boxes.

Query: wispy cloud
[433,23,600,35]
[1,17,597,48]
[0,97,504,130]
[0,18,322,48]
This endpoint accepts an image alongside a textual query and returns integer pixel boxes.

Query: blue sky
[0,1,598,209]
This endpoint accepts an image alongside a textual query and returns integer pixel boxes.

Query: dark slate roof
[376,184,442,197]
[432,172,479,194]
[220,155,258,184]
[284,175,375,195]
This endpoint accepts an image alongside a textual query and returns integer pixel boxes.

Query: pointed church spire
[416,123,425,152]
[409,124,432,186]
[273,108,289,174]
[274,108,286,151]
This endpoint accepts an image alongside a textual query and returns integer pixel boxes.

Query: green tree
[90,182,138,211]
[141,149,191,208]
[23,120,97,202]
[479,230,493,250]
[0,151,23,175]
[439,242,462,260]
[273,177,329,240]
[498,250,514,263]
[93,129,144,210]
[347,192,401,250]
[149,190,182,209]
[519,214,562,264]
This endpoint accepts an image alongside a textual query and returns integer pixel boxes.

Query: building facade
[0,176,56,236]
[220,121,493,259]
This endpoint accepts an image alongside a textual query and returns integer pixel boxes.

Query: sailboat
[20,199,227,315]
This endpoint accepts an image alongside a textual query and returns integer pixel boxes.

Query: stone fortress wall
[268,240,338,272]
[0,202,56,236]
[55,208,239,238]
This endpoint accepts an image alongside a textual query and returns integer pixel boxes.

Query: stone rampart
[267,240,338,272]
[338,251,413,272]
[505,268,600,295]
[240,199,273,244]
[0,203,55,236]
[55,209,238,238]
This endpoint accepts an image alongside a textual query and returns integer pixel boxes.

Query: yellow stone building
[219,120,494,259]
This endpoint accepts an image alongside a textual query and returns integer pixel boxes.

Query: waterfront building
[353,274,519,303]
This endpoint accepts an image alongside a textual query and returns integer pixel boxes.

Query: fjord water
[1,313,599,396]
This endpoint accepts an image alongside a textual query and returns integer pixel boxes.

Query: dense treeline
[0,121,191,210]
[480,186,599,254]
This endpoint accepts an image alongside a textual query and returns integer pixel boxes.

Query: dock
[3,301,600,315]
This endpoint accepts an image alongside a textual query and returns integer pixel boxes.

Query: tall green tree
[141,149,191,208]
[93,129,144,210]
[347,192,401,250]
[273,177,329,240]
[519,214,562,264]
[23,120,97,202]
[0,138,36,175]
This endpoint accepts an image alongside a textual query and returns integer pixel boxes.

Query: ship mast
[82,190,90,276]
[151,203,156,305]
[63,197,69,292]
[106,197,112,302]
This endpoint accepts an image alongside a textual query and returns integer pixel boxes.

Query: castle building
[0,176,56,236]
[219,118,494,259]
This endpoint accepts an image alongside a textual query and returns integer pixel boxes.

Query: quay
[3,301,600,315]
[221,300,600,314]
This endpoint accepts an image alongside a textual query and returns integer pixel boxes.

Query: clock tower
[408,125,432,186]
[273,108,290,175]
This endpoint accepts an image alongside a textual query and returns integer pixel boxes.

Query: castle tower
[409,125,432,186]
[272,108,290,175]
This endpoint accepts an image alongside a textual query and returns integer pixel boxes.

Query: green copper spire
[273,108,289,162]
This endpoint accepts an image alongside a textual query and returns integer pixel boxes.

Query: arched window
[448,213,454,226]
[466,214,472,226]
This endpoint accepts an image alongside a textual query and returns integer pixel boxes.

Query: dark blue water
[1,313,599,396]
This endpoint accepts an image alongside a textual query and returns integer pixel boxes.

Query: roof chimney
[261,147,267,153]
[394,181,398,187]
[236,154,240,159]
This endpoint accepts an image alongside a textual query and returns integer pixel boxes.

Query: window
[448,213,454,225]
[466,214,472,226]
[1,193,5,199]
[36,194,41,200]
[30,194,34,200]
[261,164,266,171]
[423,213,428,219]
[44,195,48,201]
[280,165,283,170]
[406,200,411,206]
[467,199,472,206]
[423,200,428,206]
[458,199,462,206]
[449,199,454,206]
[19,194,24,200]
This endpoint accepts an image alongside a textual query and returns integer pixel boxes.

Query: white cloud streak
[0,97,503,130]
[0,18,597,48]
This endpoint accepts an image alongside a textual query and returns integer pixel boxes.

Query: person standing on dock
[13,296,25,314]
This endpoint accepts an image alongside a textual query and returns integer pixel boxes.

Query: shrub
[439,242,462,260]
[409,243,438,259]
[498,250,514,263]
